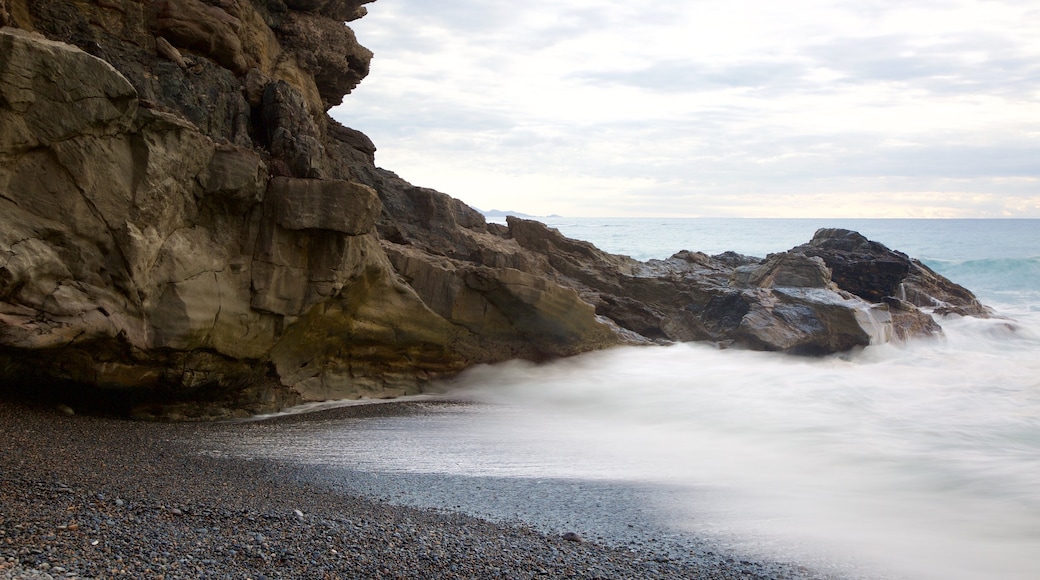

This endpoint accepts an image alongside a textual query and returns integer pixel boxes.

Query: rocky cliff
[0,1,992,418]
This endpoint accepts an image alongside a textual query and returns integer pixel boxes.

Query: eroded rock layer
[0,2,992,418]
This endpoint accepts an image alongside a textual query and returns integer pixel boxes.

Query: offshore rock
[792,228,989,321]
[492,218,954,353]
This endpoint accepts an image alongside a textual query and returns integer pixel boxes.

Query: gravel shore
[0,400,826,579]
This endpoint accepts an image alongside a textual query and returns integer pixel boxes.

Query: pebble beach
[0,400,828,579]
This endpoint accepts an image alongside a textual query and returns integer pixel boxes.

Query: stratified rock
[249,178,383,317]
[0,28,371,415]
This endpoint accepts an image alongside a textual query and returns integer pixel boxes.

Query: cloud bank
[332,0,1040,217]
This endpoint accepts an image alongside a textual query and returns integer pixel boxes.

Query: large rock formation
[0,2,992,418]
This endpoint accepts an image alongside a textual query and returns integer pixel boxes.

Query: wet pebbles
[0,401,823,579]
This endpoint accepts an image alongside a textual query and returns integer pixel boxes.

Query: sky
[331,0,1040,218]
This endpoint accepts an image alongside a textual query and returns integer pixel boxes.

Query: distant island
[480,209,562,219]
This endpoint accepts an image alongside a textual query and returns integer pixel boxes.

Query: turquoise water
[211,219,1040,580]
[535,218,1040,262]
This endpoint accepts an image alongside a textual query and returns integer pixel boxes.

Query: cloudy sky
[332,0,1040,218]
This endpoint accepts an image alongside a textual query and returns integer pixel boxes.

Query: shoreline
[1,399,829,579]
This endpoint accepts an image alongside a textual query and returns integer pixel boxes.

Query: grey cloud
[519,115,1040,186]
[804,34,1040,97]
[570,33,1040,99]
[570,61,810,93]
[333,93,515,137]
[367,1,687,52]
[373,0,517,34]
[830,141,1040,179]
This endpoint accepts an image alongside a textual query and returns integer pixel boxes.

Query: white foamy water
[210,315,1040,579]
[205,219,1040,579]
[439,315,1040,580]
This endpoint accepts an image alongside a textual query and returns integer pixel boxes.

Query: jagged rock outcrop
[0,2,993,418]
[492,219,894,354]
[791,228,991,318]
[0,8,616,418]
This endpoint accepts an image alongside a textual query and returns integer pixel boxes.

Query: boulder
[0,28,137,151]
[794,228,992,317]
[266,177,380,235]
[734,288,892,354]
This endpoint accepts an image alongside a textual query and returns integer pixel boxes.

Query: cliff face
[0,2,991,418]
[0,2,617,417]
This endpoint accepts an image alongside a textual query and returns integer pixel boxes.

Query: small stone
[169,508,183,516]
[562,532,583,543]
[56,404,74,416]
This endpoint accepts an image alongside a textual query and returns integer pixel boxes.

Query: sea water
[207,219,1040,580]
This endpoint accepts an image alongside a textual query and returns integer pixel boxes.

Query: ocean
[203,219,1040,580]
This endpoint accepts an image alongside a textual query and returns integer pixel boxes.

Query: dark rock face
[262,80,326,177]
[794,229,912,302]
[0,3,993,418]
[793,228,991,319]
